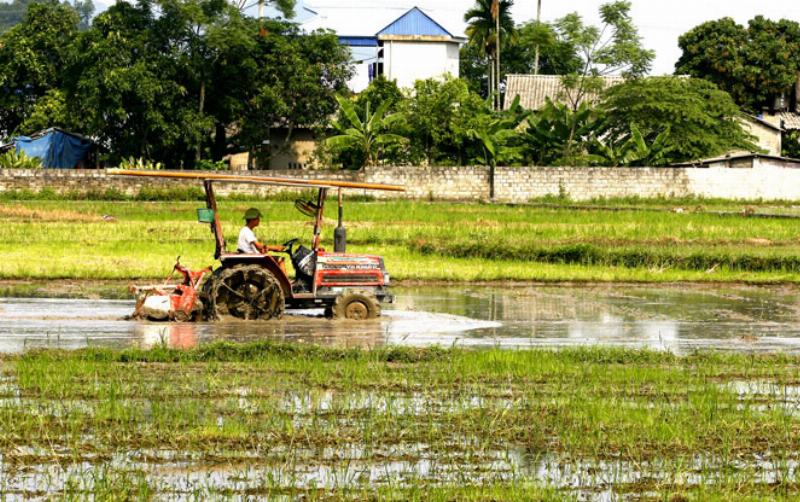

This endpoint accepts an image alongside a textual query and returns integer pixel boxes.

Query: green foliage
[0,2,79,138]
[0,149,42,169]
[119,157,164,170]
[0,0,351,168]
[195,159,228,171]
[326,95,407,169]
[466,96,528,167]
[598,77,757,164]
[783,131,800,159]
[463,0,515,59]
[402,77,493,165]
[522,98,603,165]
[461,21,581,96]
[676,17,800,112]
[554,1,654,110]
[589,125,672,167]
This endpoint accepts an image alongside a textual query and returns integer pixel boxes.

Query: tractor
[112,170,404,321]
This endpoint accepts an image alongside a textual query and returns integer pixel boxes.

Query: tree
[466,96,528,168]
[57,0,350,167]
[464,0,515,108]
[550,1,653,159]
[402,77,491,166]
[598,77,757,164]
[233,19,352,166]
[73,0,94,29]
[554,1,654,110]
[460,20,581,95]
[675,17,800,112]
[0,2,80,138]
[326,95,406,169]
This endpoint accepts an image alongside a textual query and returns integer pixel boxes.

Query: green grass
[2,343,800,498]
[3,198,800,282]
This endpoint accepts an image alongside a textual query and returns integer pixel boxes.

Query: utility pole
[258,0,264,19]
[533,0,542,74]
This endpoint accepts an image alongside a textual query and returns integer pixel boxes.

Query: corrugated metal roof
[339,36,379,47]
[302,5,462,39]
[504,74,625,110]
[377,6,452,37]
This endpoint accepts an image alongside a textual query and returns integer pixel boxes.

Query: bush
[0,150,42,169]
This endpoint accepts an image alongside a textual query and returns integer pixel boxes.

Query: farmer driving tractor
[238,207,288,274]
[237,207,285,254]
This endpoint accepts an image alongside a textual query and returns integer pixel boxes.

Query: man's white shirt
[237,226,259,253]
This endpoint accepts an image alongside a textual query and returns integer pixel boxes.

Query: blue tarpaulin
[14,128,92,169]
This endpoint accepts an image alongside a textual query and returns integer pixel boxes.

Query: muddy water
[2,283,800,354]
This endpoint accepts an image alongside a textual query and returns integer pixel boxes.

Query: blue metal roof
[377,7,453,37]
[339,36,379,47]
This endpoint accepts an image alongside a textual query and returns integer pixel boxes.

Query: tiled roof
[776,112,800,130]
[504,74,625,110]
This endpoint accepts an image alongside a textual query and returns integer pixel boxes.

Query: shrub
[0,150,42,169]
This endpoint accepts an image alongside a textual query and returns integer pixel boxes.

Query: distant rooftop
[504,74,625,111]
[302,4,463,39]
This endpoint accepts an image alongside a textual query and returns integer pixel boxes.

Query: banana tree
[467,95,528,167]
[326,95,407,168]
[590,124,673,166]
[522,98,602,165]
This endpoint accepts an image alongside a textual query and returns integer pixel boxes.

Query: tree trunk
[213,123,226,161]
[534,0,542,74]
[195,79,206,163]
[496,11,501,111]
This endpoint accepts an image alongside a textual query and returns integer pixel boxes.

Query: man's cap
[244,207,262,220]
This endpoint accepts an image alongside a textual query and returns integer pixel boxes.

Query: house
[504,74,784,159]
[303,6,465,92]
[671,153,800,169]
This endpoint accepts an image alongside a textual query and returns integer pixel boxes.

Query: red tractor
[114,170,403,321]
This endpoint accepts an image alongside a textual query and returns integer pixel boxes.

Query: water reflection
[2,283,800,353]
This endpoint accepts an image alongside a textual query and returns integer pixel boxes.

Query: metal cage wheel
[209,265,285,320]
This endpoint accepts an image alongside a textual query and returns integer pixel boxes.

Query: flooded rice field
[4,282,800,499]
[1,283,800,353]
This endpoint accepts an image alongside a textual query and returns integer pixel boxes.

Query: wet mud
[2,283,800,353]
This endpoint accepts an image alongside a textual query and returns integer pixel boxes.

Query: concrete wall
[5,164,800,201]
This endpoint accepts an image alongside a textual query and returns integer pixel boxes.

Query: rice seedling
[1,343,799,498]
[2,199,800,282]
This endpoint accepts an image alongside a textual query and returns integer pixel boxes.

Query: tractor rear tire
[331,291,381,320]
[208,265,285,320]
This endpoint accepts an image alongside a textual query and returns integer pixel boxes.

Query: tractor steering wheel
[282,238,300,255]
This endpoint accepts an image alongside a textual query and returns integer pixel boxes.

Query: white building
[303,6,465,92]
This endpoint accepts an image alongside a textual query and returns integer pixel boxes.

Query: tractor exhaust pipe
[334,188,346,252]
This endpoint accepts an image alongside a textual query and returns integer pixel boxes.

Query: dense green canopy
[0,0,351,167]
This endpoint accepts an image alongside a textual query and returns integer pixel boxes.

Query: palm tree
[464,0,515,108]
[326,95,407,168]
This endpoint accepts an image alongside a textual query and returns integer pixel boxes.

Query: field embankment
[3,197,800,282]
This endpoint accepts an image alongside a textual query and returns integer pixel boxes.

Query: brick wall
[3,163,800,202]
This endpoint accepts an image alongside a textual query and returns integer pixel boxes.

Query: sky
[85,0,800,75]
[299,0,800,75]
